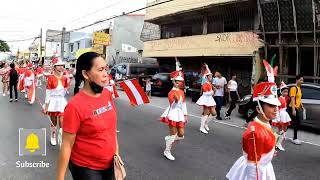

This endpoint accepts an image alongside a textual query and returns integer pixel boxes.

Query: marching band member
[63,66,72,94]
[23,63,36,101]
[43,59,68,146]
[105,74,119,98]
[160,60,188,161]
[36,65,44,87]
[271,81,291,151]
[196,64,216,134]
[226,82,280,180]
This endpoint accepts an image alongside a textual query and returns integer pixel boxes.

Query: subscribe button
[19,128,46,156]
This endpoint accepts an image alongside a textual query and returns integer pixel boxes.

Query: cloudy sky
[0,0,148,53]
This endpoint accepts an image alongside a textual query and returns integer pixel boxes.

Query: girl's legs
[204,106,217,131]
[164,125,178,161]
[200,107,210,134]
[57,116,64,147]
[50,116,58,146]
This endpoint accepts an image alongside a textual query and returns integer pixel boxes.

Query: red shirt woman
[57,52,119,180]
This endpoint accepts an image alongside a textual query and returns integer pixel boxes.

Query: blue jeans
[214,96,224,118]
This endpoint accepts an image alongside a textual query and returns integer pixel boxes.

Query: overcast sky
[0,0,148,53]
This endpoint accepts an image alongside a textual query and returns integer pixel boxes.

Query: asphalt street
[0,84,319,180]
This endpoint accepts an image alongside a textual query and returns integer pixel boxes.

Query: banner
[93,32,111,46]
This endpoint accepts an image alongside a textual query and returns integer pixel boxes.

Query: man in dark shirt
[9,63,19,102]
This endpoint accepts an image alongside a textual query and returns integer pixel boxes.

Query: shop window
[208,16,223,33]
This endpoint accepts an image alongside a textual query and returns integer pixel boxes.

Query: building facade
[67,32,93,61]
[142,0,263,95]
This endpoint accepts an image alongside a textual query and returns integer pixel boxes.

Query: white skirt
[273,108,291,123]
[227,150,276,180]
[48,96,67,112]
[196,95,216,107]
[160,106,186,122]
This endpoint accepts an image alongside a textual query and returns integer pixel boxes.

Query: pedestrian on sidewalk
[57,52,119,180]
[226,82,280,180]
[43,58,68,146]
[160,61,187,161]
[145,77,152,98]
[196,63,216,134]
[213,70,227,120]
[271,81,291,151]
[288,75,304,145]
[0,62,10,97]
[8,63,18,102]
[225,73,240,120]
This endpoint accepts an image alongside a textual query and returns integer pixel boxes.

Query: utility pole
[60,27,66,60]
[39,28,43,65]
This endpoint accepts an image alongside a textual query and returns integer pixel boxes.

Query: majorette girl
[271,81,291,151]
[159,60,188,161]
[196,63,216,134]
[226,82,280,180]
[43,58,68,146]
[23,63,36,104]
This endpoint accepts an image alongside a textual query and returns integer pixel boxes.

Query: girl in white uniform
[159,60,188,161]
[196,64,216,134]
[43,59,68,146]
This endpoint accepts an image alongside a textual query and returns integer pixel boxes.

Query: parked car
[151,73,172,96]
[109,63,159,81]
[185,74,202,102]
[238,83,320,129]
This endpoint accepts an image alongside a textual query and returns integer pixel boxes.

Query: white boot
[50,127,57,146]
[204,116,212,131]
[24,93,28,99]
[200,115,209,134]
[276,133,285,151]
[164,135,176,161]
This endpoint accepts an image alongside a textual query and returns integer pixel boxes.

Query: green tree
[0,40,10,52]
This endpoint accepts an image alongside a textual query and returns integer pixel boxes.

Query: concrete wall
[107,15,145,65]
[145,0,240,21]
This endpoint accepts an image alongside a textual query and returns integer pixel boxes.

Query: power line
[69,0,175,32]
[2,36,39,42]
[62,0,122,27]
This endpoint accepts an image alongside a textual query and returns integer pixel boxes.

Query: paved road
[0,85,319,180]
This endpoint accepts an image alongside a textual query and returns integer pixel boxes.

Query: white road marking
[147,103,320,147]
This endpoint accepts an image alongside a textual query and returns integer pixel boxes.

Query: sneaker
[291,139,302,145]
[200,128,208,134]
[24,94,28,99]
[9,99,13,102]
[216,116,222,120]
[15,99,18,102]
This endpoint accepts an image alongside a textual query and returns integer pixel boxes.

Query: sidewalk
[116,90,320,147]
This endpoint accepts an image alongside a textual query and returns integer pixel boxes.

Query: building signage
[143,32,264,57]
[93,32,111,46]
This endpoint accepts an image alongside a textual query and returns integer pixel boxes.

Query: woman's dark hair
[296,74,303,80]
[74,52,101,95]
[230,72,236,78]
[10,63,15,69]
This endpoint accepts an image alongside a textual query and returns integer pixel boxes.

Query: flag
[119,79,150,106]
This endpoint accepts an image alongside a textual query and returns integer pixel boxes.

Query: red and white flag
[119,79,150,106]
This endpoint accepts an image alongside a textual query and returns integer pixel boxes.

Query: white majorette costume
[23,63,36,104]
[227,82,280,180]
[105,74,119,98]
[271,81,291,151]
[159,59,187,161]
[36,66,44,86]
[45,59,68,146]
[196,64,216,134]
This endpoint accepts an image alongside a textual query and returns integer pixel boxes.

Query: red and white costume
[160,87,188,128]
[160,59,187,161]
[45,74,68,117]
[197,63,216,134]
[227,82,280,180]
[227,118,277,180]
[17,66,27,92]
[24,68,36,104]
[196,82,216,107]
[272,82,291,128]
[105,74,119,98]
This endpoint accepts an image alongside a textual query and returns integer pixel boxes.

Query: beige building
[142,0,264,95]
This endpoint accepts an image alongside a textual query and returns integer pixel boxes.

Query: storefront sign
[143,32,264,57]
[93,32,111,46]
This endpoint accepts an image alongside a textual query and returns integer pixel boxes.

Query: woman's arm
[56,132,76,180]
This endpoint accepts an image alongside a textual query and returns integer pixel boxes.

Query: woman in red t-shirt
[57,52,119,180]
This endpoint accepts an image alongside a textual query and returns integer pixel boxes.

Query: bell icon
[25,133,40,153]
